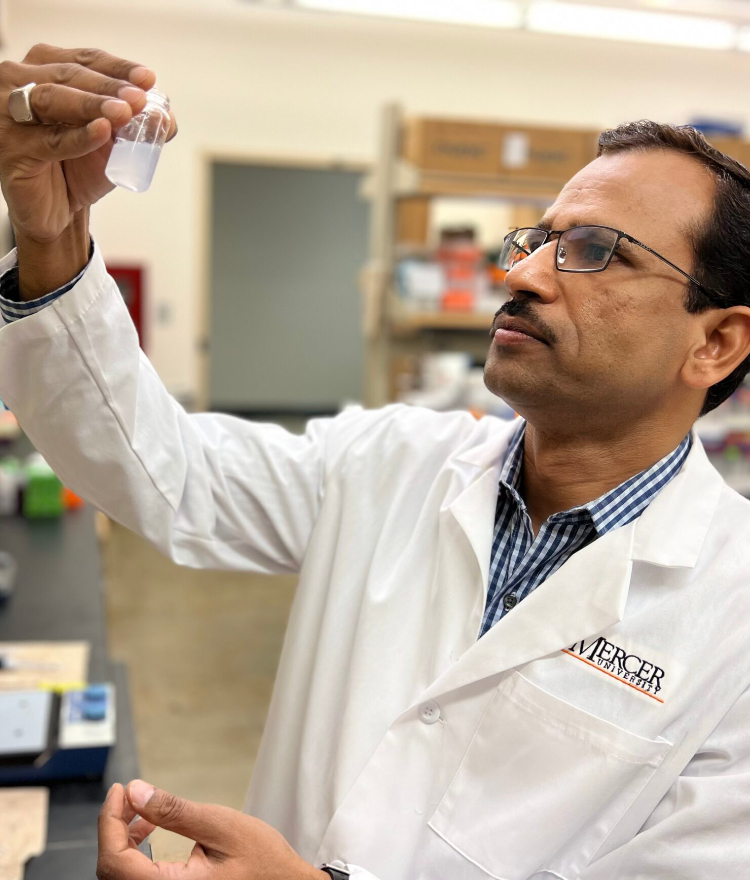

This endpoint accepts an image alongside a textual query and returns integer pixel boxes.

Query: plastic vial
[105,88,170,193]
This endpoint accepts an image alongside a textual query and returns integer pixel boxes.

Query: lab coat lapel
[420,493,637,707]
[443,417,521,597]
[418,423,718,705]
[447,464,503,598]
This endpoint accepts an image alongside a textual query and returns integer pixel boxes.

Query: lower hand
[97,780,325,880]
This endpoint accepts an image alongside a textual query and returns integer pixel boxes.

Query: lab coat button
[419,701,441,724]
[503,592,518,610]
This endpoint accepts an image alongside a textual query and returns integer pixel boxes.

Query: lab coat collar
[454,416,521,472]
[630,427,723,568]
[452,418,723,570]
[418,420,725,705]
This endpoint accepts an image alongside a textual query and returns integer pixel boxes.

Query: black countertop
[0,439,142,878]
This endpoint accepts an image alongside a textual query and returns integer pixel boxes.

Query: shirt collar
[498,418,526,492]
[498,418,693,536]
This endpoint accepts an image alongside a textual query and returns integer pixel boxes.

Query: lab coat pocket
[428,671,671,880]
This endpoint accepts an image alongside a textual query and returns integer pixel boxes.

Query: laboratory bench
[0,438,142,879]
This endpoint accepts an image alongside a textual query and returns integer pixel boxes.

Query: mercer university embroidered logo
[562,637,666,703]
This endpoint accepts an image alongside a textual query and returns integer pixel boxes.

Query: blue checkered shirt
[0,237,94,323]
[481,420,692,637]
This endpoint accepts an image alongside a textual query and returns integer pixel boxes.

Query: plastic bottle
[105,88,170,193]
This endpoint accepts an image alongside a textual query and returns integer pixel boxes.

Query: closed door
[209,162,369,414]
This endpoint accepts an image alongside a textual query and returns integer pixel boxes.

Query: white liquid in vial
[105,139,162,193]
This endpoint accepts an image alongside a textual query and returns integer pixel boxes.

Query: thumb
[126,780,236,851]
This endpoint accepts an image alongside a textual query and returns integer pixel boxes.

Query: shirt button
[503,592,518,611]
[419,701,441,724]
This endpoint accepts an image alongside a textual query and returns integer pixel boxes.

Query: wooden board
[0,641,89,691]
[0,788,48,880]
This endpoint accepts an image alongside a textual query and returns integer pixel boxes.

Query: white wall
[5,0,750,399]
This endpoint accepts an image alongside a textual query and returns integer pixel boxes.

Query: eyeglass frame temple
[505,226,715,298]
[622,233,715,298]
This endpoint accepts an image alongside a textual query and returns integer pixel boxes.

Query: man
[1,44,749,880]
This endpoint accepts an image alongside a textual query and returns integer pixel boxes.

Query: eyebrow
[536,217,599,231]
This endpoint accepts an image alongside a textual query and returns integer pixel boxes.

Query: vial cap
[146,88,170,112]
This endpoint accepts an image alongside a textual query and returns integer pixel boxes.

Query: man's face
[484,149,717,428]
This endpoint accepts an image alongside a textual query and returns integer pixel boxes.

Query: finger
[121,795,138,827]
[0,63,149,142]
[0,60,178,143]
[126,780,242,853]
[22,43,155,90]
[24,76,177,140]
[97,848,160,880]
[166,111,178,143]
[1,61,149,114]
[10,118,113,162]
[21,83,135,129]
[128,817,157,848]
[98,784,130,857]
[98,785,159,880]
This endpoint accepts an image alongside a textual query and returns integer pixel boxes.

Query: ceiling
[30,0,750,19]
[28,0,750,49]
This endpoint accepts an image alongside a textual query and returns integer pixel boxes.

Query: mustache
[491,299,558,345]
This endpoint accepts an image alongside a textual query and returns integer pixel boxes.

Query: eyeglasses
[499,225,714,296]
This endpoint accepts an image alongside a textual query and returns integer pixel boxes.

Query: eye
[585,243,610,262]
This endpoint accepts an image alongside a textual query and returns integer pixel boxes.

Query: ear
[681,306,750,393]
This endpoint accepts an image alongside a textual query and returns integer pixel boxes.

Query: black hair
[598,120,750,415]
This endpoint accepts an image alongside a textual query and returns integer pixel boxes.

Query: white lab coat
[1,241,749,880]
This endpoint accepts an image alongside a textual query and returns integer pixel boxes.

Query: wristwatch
[319,863,351,879]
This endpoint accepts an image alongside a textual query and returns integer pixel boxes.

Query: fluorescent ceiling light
[738,25,750,51]
[295,0,523,29]
[527,1,737,49]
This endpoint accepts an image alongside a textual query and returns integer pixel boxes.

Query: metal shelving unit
[360,104,561,407]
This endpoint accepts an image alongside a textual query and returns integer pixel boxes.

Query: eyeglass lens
[500,226,620,273]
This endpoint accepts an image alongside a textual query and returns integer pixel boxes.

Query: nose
[505,241,560,305]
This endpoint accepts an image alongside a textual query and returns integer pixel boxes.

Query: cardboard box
[402,117,599,182]
[402,118,502,176]
[497,126,599,182]
[707,137,750,170]
[397,197,431,246]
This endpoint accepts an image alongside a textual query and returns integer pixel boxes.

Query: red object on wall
[106,265,146,351]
